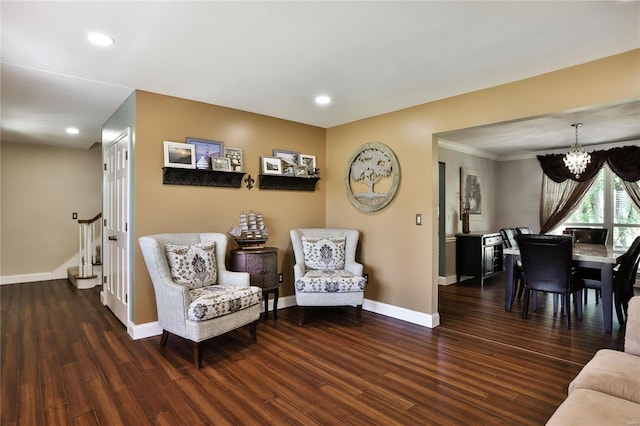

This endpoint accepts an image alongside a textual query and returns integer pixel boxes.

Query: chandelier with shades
[563,123,591,179]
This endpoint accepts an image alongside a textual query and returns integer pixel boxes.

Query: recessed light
[87,32,115,47]
[315,95,331,105]
[66,127,79,135]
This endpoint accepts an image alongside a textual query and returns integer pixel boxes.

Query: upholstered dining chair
[563,227,610,304]
[563,227,609,245]
[517,234,584,329]
[500,228,524,307]
[290,228,367,326]
[515,227,533,236]
[581,236,640,327]
[138,233,261,368]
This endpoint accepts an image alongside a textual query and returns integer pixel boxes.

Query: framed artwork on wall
[460,168,483,218]
[272,149,299,168]
[261,156,282,175]
[224,147,243,172]
[164,141,196,169]
[344,142,400,212]
[211,157,232,171]
[186,137,223,170]
[299,153,316,171]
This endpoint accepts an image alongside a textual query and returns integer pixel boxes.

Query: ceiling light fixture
[315,95,331,105]
[87,32,115,47]
[563,123,591,179]
[66,127,79,135]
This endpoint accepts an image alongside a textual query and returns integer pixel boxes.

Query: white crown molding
[439,138,640,162]
[437,139,498,160]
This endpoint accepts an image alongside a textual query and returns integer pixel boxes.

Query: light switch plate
[416,214,422,226]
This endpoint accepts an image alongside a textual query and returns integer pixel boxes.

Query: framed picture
[211,157,232,171]
[224,147,243,172]
[164,141,196,169]
[261,156,282,175]
[294,165,309,177]
[186,137,224,170]
[460,168,483,217]
[299,153,316,171]
[272,149,300,168]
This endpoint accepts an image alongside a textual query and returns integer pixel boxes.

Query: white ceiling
[1,1,639,152]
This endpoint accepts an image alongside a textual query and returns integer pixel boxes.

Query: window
[561,166,640,250]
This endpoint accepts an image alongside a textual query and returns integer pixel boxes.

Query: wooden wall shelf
[162,168,245,188]
[258,175,320,191]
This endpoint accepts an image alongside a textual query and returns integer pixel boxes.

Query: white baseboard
[438,274,458,286]
[0,272,64,285]
[1,253,81,285]
[127,294,439,340]
[128,320,162,340]
[363,298,440,328]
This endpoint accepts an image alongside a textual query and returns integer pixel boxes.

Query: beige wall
[133,91,327,323]
[325,49,640,317]
[0,142,102,277]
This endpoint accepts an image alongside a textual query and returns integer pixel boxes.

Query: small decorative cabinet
[455,232,504,286]
[230,247,279,319]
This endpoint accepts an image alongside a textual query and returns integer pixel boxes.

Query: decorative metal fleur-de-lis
[244,174,255,190]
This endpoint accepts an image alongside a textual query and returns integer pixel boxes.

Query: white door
[102,129,130,326]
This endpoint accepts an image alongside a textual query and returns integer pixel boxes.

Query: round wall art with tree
[344,142,400,212]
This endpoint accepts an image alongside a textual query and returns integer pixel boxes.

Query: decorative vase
[462,207,470,234]
[196,156,209,170]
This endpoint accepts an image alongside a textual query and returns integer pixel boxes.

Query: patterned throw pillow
[301,236,346,270]
[165,241,217,289]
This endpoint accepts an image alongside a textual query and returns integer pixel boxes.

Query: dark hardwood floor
[1,273,630,425]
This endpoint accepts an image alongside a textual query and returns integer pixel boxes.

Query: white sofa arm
[625,296,640,356]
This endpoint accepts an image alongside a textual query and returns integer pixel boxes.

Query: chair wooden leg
[248,320,258,344]
[356,305,363,323]
[565,294,571,329]
[160,330,169,347]
[574,290,583,321]
[298,307,306,326]
[522,289,530,319]
[193,341,202,369]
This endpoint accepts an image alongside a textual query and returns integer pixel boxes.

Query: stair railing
[77,213,102,278]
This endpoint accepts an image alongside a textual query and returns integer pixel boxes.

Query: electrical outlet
[364,273,369,283]
[72,212,78,220]
[278,273,283,283]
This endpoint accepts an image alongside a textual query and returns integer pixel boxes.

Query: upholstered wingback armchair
[138,233,261,368]
[290,228,367,326]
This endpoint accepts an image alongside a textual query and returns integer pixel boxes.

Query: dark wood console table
[456,232,504,286]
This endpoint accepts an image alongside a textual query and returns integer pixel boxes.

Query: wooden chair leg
[522,289,530,319]
[248,320,258,344]
[160,330,169,347]
[574,290,583,321]
[298,307,306,326]
[356,305,363,322]
[193,341,202,369]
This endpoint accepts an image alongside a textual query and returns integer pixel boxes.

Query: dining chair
[500,228,524,307]
[563,227,609,244]
[517,234,584,329]
[563,227,610,304]
[515,227,533,236]
[582,236,640,327]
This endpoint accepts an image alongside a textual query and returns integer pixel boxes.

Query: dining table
[504,242,625,333]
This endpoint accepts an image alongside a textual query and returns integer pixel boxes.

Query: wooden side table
[230,247,279,319]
